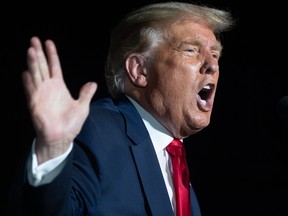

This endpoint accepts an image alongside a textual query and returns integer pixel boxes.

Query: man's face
[144,19,221,138]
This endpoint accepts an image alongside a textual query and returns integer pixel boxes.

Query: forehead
[164,19,219,47]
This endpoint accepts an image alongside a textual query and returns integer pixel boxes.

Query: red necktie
[166,139,192,216]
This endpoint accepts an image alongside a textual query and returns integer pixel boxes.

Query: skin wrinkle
[125,20,220,139]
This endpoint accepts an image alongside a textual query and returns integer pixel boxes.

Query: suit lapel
[117,96,174,216]
[131,141,174,216]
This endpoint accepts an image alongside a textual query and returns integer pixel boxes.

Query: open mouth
[197,84,214,110]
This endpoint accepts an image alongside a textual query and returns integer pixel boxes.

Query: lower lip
[196,95,212,112]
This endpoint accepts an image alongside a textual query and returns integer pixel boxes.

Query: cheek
[170,69,197,95]
[187,61,202,72]
[148,57,200,98]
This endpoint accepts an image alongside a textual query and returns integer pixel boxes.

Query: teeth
[203,85,210,90]
[200,99,207,106]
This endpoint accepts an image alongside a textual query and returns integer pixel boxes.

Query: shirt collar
[127,96,174,154]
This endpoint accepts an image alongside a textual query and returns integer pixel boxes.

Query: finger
[30,37,50,81]
[45,39,63,80]
[78,82,97,106]
[27,44,42,88]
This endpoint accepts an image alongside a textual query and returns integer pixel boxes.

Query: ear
[125,54,148,87]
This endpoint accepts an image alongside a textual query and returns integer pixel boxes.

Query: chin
[181,124,205,137]
[194,114,211,127]
[183,113,211,135]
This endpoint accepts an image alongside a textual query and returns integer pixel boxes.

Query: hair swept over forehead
[106,2,235,98]
[121,2,234,34]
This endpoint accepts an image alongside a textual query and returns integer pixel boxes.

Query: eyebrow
[179,39,223,53]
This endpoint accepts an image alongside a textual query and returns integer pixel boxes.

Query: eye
[211,49,221,60]
[211,52,220,60]
[184,46,199,56]
[186,49,196,53]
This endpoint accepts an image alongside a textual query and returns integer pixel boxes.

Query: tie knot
[166,139,184,156]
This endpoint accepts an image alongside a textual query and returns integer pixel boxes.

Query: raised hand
[22,36,97,164]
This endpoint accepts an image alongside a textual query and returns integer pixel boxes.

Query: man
[7,2,234,215]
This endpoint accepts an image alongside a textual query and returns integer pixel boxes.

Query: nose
[200,54,219,75]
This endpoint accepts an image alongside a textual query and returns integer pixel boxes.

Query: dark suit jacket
[7,95,201,216]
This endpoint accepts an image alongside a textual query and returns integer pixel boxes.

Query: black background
[1,0,287,215]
